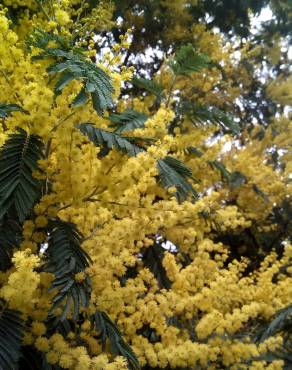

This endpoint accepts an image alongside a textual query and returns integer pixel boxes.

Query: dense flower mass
[0,0,291,369]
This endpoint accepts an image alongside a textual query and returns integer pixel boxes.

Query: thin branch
[51,111,76,133]
[35,0,51,21]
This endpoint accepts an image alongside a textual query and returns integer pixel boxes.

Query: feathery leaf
[0,104,28,119]
[29,30,113,115]
[44,220,92,321]
[157,156,198,202]
[0,309,24,370]
[109,109,148,133]
[0,129,44,222]
[78,123,144,157]
[132,76,164,97]
[91,311,140,370]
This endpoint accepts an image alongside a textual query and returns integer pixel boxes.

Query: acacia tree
[0,1,291,369]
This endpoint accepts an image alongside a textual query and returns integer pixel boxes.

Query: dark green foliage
[109,109,148,133]
[137,324,161,345]
[0,129,44,222]
[91,310,140,370]
[185,146,203,157]
[46,316,75,338]
[209,160,247,189]
[252,305,292,368]
[19,346,61,370]
[132,77,164,97]
[0,219,21,271]
[0,309,24,370]
[0,104,27,119]
[30,31,113,115]
[228,171,247,190]
[44,220,92,321]
[143,238,172,289]
[181,101,240,134]
[168,44,210,76]
[157,156,198,202]
[259,305,292,342]
[78,123,144,157]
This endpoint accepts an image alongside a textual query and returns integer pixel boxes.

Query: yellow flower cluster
[34,332,128,369]
[0,250,40,313]
[0,2,291,369]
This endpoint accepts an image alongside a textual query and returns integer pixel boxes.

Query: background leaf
[132,76,164,97]
[169,44,210,76]
[181,101,240,134]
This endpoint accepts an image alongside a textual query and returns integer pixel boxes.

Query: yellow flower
[46,351,59,365]
[31,321,46,336]
[0,250,40,313]
[35,215,48,228]
[59,354,74,368]
[0,15,9,33]
[55,9,70,26]
[35,337,50,352]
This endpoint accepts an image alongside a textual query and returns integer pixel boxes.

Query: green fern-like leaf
[0,129,44,222]
[181,101,240,134]
[157,156,198,202]
[78,123,144,157]
[44,220,92,321]
[30,30,114,115]
[109,109,148,133]
[91,311,140,370]
[169,44,210,76]
[0,309,24,370]
[132,76,164,97]
[209,160,231,182]
[0,104,28,119]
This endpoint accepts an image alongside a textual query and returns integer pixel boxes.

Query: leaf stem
[166,74,177,107]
